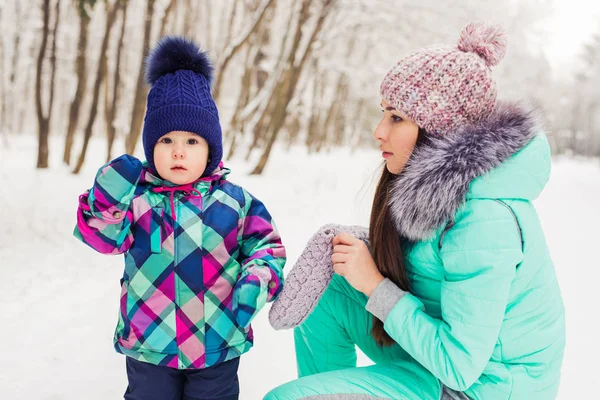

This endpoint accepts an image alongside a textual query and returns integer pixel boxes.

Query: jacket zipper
[173,195,182,369]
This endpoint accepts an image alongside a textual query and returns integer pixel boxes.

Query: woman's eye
[391,115,403,123]
[161,138,172,144]
[187,138,198,145]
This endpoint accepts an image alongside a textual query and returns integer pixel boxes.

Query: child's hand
[232,267,272,329]
[100,154,144,187]
[90,154,143,221]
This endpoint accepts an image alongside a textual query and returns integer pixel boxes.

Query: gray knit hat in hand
[269,224,370,330]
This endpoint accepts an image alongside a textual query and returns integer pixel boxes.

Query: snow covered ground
[0,135,597,399]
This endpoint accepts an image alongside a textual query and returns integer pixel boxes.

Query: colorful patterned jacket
[74,154,286,369]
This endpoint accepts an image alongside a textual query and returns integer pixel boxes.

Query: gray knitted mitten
[269,224,369,330]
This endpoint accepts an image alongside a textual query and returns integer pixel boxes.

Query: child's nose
[172,145,185,159]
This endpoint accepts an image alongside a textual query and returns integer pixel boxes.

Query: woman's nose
[373,118,387,142]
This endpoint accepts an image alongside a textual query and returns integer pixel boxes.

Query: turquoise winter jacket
[375,102,565,399]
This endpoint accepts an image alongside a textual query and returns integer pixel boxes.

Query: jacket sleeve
[366,200,522,391]
[73,154,143,255]
[232,190,286,328]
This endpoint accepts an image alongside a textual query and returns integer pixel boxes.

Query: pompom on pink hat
[380,21,508,135]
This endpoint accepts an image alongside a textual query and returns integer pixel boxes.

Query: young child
[74,36,286,400]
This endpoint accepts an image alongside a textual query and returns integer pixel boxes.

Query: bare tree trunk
[251,0,335,175]
[284,112,301,148]
[224,0,238,49]
[63,11,91,164]
[204,1,212,48]
[104,50,111,159]
[229,46,260,132]
[173,0,183,34]
[105,0,128,162]
[350,98,368,150]
[19,66,34,136]
[570,95,584,154]
[184,0,194,37]
[167,0,179,34]
[5,2,24,136]
[48,0,59,127]
[333,105,347,146]
[226,4,273,160]
[213,0,236,54]
[327,32,356,148]
[243,2,296,161]
[159,0,176,37]
[124,0,156,155]
[248,83,289,173]
[248,0,311,169]
[331,75,349,146]
[306,60,323,152]
[212,0,274,102]
[591,104,600,157]
[73,1,120,173]
[13,3,32,136]
[35,0,59,169]
[226,50,252,160]
[226,46,261,160]
[0,4,4,137]
[245,88,277,160]
[316,73,348,150]
[316,95,336,151]
[34,0,50,168]
[584,102,598,156]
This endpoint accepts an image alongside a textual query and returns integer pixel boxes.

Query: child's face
[154,131,209,184]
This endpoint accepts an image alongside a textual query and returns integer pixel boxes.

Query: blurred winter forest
[0,0,599,174]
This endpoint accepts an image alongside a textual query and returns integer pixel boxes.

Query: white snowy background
[1,0,600,398]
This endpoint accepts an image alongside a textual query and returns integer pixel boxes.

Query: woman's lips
[382,152,393,159]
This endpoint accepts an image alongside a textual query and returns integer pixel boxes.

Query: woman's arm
[366,200,522,391]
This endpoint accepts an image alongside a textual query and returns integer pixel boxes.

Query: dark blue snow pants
[124,356,240,400]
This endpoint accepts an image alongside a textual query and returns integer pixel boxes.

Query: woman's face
[373,99,420,174]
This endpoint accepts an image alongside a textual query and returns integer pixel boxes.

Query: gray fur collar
[388,101,542,241]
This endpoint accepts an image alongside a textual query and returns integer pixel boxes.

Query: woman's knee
[263,362,442,400]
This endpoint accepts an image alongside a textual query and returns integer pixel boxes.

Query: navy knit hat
[142,36,222,177]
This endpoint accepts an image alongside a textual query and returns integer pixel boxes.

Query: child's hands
[232,267,272,329]
[103,154,144,186]
[89,154,143,221]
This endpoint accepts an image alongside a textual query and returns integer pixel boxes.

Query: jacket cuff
[365,278,407,322]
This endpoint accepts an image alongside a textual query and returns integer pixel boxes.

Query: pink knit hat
[380,21,508,135]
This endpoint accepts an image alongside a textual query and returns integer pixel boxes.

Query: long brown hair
[369,128,428,346]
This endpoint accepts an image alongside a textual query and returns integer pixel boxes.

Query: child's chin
[169,173,202,185]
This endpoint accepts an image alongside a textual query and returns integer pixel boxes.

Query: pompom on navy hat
[142,36,222,177]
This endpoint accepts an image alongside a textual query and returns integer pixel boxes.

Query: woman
[265,22,565,400]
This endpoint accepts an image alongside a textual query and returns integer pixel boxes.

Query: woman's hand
[332,233,385,297]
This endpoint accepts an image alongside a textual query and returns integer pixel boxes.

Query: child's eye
[391,115,403,123]
[187,138,198,145]
[160,138,172,144]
